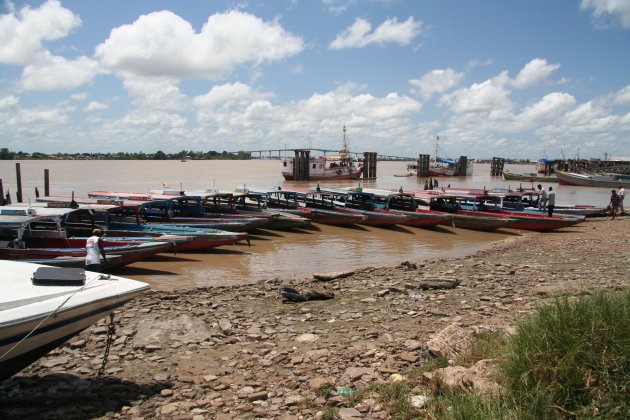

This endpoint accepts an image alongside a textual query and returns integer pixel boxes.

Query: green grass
[362,291,629,419]
[501,292,629,419]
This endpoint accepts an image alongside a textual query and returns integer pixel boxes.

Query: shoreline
[1,215,628,419]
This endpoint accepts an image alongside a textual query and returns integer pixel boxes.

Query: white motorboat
[0,260,149,379]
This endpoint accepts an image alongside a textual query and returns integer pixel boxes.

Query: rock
[313,270,355,281]
[339,407,362,419]
[247,391,269,401]
[160,389,174,397]
[161,403,178,415]
[218,319,232,335]
[426,323,473,360]
[398,353,419,363]
[343,367,375,381]
[427,359,502,394]
[285,395,303,406]
[295,333,319,343]
[411,394,432,408]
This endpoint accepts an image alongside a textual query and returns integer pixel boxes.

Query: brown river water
[0,160,612,290]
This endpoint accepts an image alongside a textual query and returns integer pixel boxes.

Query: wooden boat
[0,242,171,268]
[446,213,519,231]
[281,126,363,181]
[367,191,452,228]
[499,192,607,217]
[429,194,584,231]
[0,260,148,379]
[10,202,249,251]
[253,189,367,226]
[502,170,557,182]
[316,189,412,227]
[555,170,630,188]
[202,191,311,230]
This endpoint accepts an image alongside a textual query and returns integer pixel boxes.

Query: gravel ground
[1,215,628,420]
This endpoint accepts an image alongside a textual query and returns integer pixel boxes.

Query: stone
[343,367,375,381]
[295,333,319,343]
[313,270,355,281]
[426,323,474,360]
[339,407,362,419]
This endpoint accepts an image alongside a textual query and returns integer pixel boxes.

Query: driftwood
[312,270,355,282]
[416,278,460,290]
[279,286,335,303]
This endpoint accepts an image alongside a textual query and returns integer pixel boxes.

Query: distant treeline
[0,148,251,160]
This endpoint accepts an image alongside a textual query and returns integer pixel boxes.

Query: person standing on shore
[609,190,621,220]
[537,184,547,211]
[86,228,107,271]
[618,186,625,214]
[546,187,556,217]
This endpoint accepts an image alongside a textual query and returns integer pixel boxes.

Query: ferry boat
[281,126,363,181]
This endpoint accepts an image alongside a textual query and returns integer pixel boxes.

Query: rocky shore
[1,215,628,420]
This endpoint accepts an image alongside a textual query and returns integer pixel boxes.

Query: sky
[0,0,629,160]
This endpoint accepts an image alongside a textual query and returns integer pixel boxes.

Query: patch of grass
[454,328,508,367]
[320,406,339,420]
[502,292,629,419]
[372,381,420,419]
[428,391,514,420]
[314,382,336,398]
[389,292,629,419]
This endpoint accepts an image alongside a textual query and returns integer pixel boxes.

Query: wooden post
[362,152,378,179]
[44,169,50,196]
[0,179,4,206]
[416,154,430,178]
[15,162,22,202]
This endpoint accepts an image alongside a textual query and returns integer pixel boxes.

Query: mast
[435,136,439,160]
[341,124,350,157]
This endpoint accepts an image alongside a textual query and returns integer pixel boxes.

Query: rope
[0,272,103,363]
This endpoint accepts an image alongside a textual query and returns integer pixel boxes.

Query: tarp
[436,157,456,164]
[538,158,555,163]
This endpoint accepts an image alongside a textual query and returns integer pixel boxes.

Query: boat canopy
[436,157,456,164]
[538,158,555,163]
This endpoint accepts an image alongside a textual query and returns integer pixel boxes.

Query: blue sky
[0,0,629,159]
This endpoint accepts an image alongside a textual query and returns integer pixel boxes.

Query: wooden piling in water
[293,150,310,181]
[456,156,468,176]
[15,162,22,202]
[0,179,4,206]
[44,169,50,196]
[417,154,430,178]
[490,157,505,176]
[362,152,378,179]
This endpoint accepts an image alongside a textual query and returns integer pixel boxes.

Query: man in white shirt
[86,229,107,271]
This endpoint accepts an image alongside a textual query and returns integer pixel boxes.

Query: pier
[245,148,414,161]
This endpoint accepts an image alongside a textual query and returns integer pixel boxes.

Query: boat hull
[555,170,630,188]
[443,214,518,231]
[0,261,148,379]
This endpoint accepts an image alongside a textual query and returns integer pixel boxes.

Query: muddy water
[0,160,610,290]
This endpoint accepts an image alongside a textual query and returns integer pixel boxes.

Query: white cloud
[6,106,69,126]
[512,58,560,89]
[330,17,422,49]
[123,77,190,112]
[0,94,19,111]
[117,109,187,128]
[70,92,89,101]
[581,0,630,28]
[440,77,512,114]
[409,68,465,100]
[18,52,101,91]
[95,10,304,79]
[83,101,109,112]
[0,0,81,65]
[518,92,576,124]
[322,0,351,15]
[608,84,630,106]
